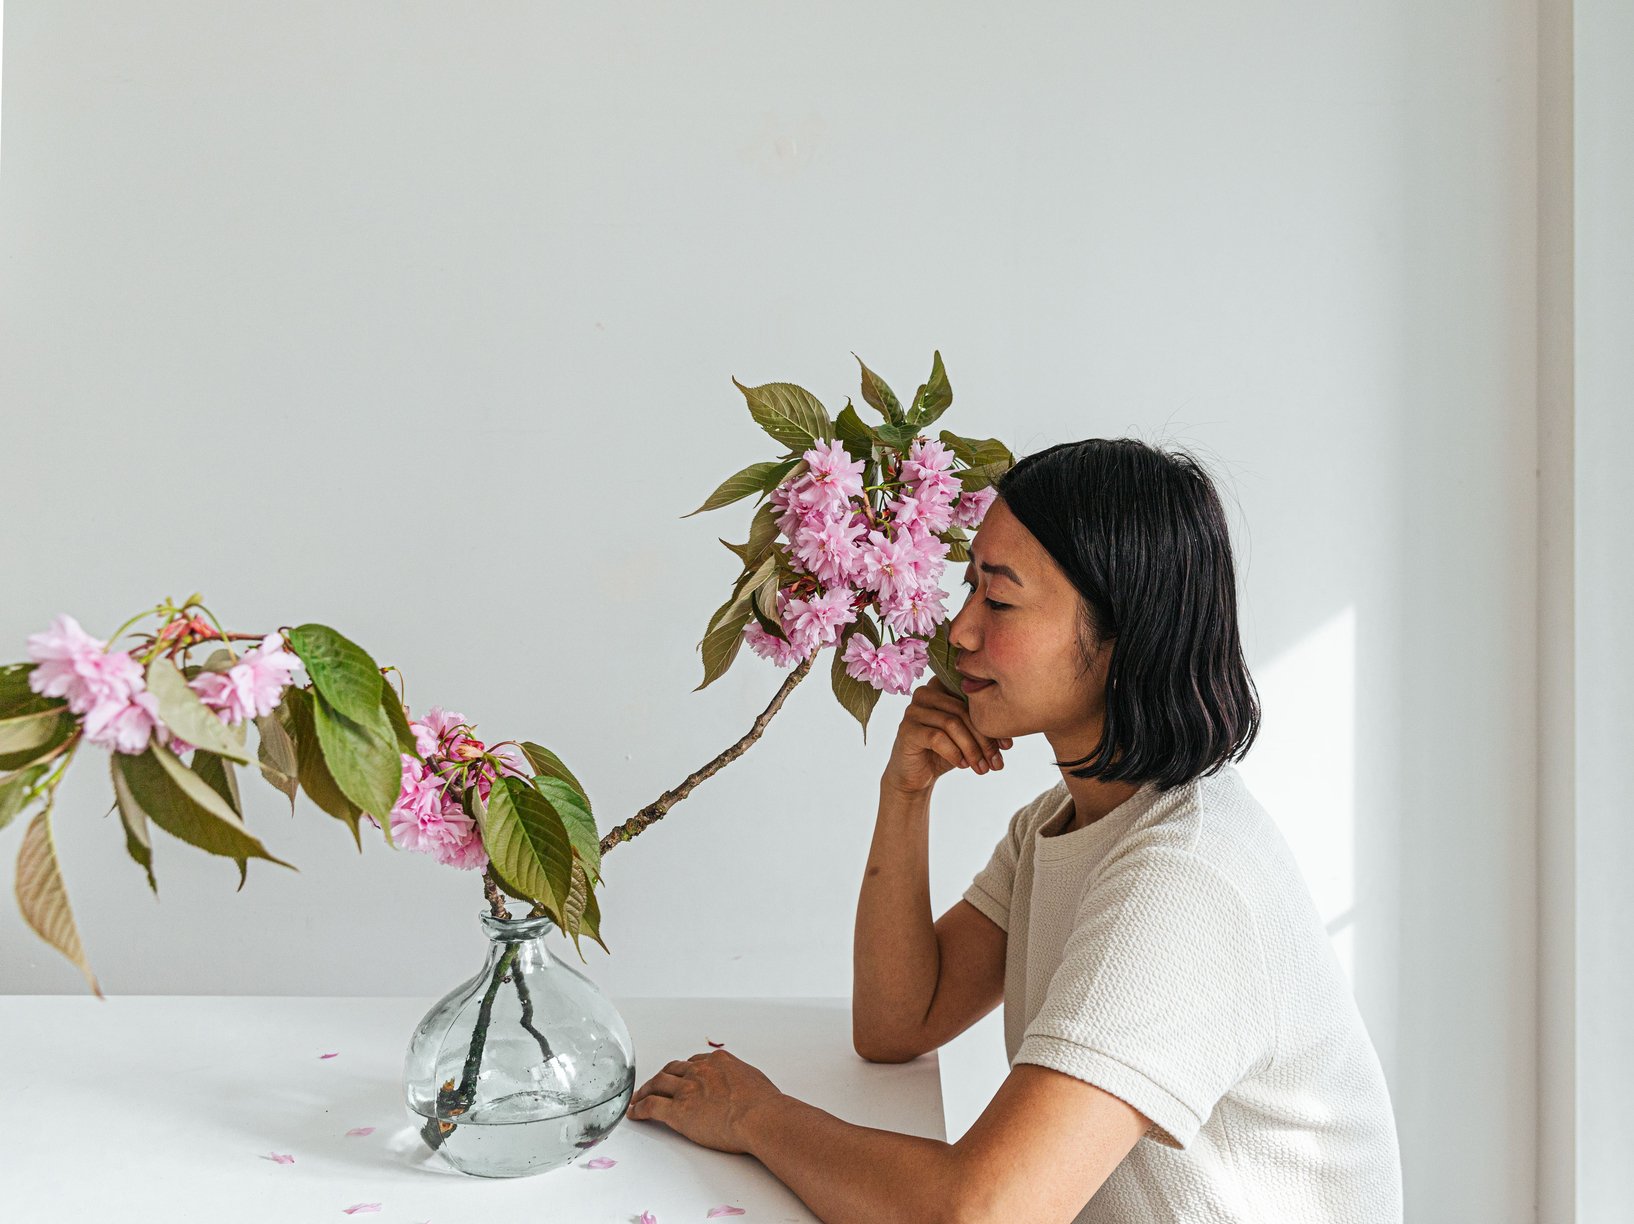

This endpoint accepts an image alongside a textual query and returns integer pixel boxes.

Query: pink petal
[263,1152,295,1164]
[319,1052,339,1059]
[582,1156,616,1169]
[341,1206,381,1216]
[706,1040,725,1048]
[345,1126,376,1136]
[707,1209,747,1218]
[639,1213,657,1224]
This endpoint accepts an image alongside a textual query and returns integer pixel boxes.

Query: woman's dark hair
[995,437,1260,792]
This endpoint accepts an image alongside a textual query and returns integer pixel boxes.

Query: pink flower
[952,485,998,529]
[82,689,165,754]
[385,755,489,871]
[189,633,301,725]
[27,615,167,753]
[782,588,858,652]
[901,440,961,505]
[889,488,954,536]
[408,704,479,758]
[27,614,138,714]
[849,529,928,601]
[798,440,866,504]
[842,635,929,696]
[790,514,865,587]
[881,586,948,637]
[744,620,808,668]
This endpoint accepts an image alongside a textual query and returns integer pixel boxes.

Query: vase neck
[479,910,559,943]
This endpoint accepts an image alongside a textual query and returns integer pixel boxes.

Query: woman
[626,438,1405,1223]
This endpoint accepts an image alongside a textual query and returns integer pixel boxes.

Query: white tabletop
[0,994,943,1223]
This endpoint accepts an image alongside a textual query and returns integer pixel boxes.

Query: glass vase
[402,909,636,1178]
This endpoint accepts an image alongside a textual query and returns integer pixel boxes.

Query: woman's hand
[881,676,1012,798]
[624,1048,785,1155]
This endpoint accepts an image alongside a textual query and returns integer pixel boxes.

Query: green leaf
[939,526,970,562]
[379,674,418,756]
[311,692,402,836]
[831,620,882,739]
[255,712,299,814]
[519,742,590,807]
[0,709,73,773]
[531,775,601,887]
[704,553,778,641]
[108,753,158,893]
[278,687,365,850]
[909,351,953,428]
[477,775,575,917]
[0,664,64,720]
[561,857,593,960]
[192,750,243,816]
[749,572,784,639]
[927,621,966,700]
[957,460,1010,492]
[0,764,47,834]
[835,400,879,460]
[854,355,905,425]
[696,606,752,691]
[720,502,781,571]
[733,378,834,449]
[144,659,252,763]
[875,421,921,452]
[112,746,296,871]
[684,460,797,518]
[286,624,383,726]
[0,707,71,758]
[15,794,102,997]
[938,430,1014,468]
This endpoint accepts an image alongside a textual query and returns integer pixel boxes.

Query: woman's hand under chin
[880,677,1013,798]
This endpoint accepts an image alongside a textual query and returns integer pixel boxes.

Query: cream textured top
[962,765,1404,1222]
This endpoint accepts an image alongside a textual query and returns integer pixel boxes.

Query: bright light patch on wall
[1236,605,1357,987]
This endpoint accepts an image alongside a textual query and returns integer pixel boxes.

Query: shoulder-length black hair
[995,437,1260,792]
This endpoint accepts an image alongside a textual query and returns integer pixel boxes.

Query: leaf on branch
[278,687,365,850]
[531,775,600,887]
[378,674,418,756]
[684,459,799,518]
[286,624,386,726]
[0,707,72,762]
[834,400,879,461]
[909,351,953,428]
[311,693,402,842]
[108,754,158,894]
[939,430,1014,468]
[144,659,251,763]
[113,745,296,872]
[697,606,752,691]
[830,620,882,739]
[15,797,102,997]
[255,712,299,814]
[957,460,1011,492]
[733,379,834,449]
[0,663,63,720]
[927,621,966,700]
[477,776,575,918]
[0,763,48,835]
[854,355,905,426]
[519,743,590,809]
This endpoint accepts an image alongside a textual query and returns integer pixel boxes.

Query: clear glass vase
[402,909,636,1178]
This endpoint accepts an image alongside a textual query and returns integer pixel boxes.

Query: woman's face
[946,498,1109,742]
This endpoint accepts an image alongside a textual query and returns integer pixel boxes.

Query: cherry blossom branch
[597,652,817,855]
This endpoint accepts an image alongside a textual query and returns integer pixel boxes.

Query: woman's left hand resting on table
[625,1047,784,1154]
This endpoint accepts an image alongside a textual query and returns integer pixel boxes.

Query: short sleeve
[1013,846,1276,1150]
[961,789,1056,932]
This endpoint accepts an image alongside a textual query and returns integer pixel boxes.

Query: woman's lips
[960,675,995,694]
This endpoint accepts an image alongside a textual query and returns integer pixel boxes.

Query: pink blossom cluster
[744,438,997,693]
[169,633,303,753]
[26,615,301,755]
[363,706,529,872]
[26,615,163,754]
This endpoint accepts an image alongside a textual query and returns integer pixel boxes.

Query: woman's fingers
[908,706,999,774]
[911,687,1004,769]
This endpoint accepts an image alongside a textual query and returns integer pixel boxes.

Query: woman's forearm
[742,1090,963,1224]
[851,782,941,1060]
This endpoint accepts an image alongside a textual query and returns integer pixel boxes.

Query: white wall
[0,3,1545,1219]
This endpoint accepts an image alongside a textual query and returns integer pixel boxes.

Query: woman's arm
[853,679,1008,1059]
[740,1064,1148,1224]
